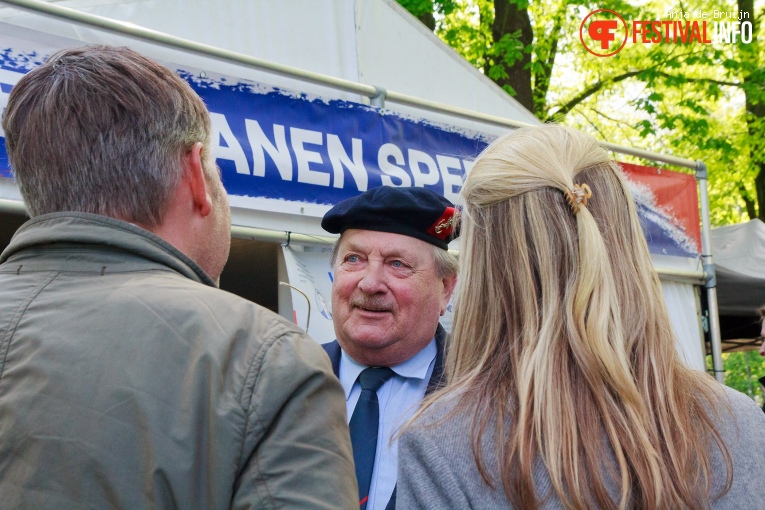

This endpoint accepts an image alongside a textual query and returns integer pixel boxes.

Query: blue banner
[186,72,487,207]
[1,50,488,209]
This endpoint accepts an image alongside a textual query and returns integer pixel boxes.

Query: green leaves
[397,0,459,17]
[716,351,765,408]
[398,0,765,224]
[486,31,526,81]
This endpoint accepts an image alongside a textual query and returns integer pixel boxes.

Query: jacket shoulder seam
[0,272,59,382]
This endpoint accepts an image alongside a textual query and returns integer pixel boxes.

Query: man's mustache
[350,297,393,312]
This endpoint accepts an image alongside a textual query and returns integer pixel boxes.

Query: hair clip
[564,183,592,214]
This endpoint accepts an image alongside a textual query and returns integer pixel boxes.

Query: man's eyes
[341,255,411,270]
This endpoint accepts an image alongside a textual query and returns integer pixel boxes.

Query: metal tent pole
[696,161,725,383]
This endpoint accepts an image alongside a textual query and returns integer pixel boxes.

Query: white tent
[0,0,711,371]
[0,0,539,235]
[711,219,765,350]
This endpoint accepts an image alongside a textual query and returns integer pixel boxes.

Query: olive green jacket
[0,212,357,509]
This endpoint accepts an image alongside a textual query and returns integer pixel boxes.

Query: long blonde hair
[433,125,731,509]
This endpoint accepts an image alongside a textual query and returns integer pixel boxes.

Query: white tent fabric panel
[0,177,22,204]
[0,0,362,101]
[712,218,765,280]
[710,219,765,342]
[661,280,705,371]
[66,0,361,90]
[354,0,540,131]
[0,0,539,133]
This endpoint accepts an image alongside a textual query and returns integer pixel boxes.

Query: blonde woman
[397,125,765,509]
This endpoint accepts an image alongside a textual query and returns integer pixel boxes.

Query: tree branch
[546,70,643,120]
[546,50,741,122]
[581,113,610,141]
[653,71,741,87]
[592,108,637,129]
[739,183,758,219]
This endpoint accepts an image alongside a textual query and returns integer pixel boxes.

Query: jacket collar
[0,212,216,287]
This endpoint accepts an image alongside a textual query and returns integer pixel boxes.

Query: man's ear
[440,273,458,315]
[185,142,212,218]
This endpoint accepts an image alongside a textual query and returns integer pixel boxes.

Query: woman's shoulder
[710,385,765,465]
[717,385,765,433]
[401,388,484,460]
[407,388,474,431]
[707,385,765,507]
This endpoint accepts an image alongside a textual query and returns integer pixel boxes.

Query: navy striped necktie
[349,366,395,509]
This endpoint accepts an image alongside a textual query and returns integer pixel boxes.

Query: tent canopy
[0,0,711,371]
[711,218,765,351]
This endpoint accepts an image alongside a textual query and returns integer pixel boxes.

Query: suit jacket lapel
[322,340,342,378]
[426,323,448,395]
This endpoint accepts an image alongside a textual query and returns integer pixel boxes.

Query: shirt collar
[339,338,437,400]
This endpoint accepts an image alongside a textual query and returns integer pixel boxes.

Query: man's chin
[347,333,393,348]
[340,327,397,350]
[340,336,401,366]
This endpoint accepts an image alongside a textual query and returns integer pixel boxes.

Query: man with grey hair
[320,186,459,510]
[0,45,356,509]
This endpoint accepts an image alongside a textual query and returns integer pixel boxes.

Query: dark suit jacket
[321,324,448,510]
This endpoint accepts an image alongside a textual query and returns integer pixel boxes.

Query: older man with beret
[320,186,459,510]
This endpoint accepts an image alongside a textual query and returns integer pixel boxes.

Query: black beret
[321,186,460,250]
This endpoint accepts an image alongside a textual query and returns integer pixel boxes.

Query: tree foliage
[398,0,765,394]
[397,0,765,226]
[716,351,765,407]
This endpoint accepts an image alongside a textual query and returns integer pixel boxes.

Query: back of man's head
[2,45,212,227]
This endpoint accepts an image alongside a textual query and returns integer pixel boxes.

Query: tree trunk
[491,0,535,115]
[738,0,765,220]
[418,11,436,31]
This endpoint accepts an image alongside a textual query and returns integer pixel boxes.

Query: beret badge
[426,207,460,241]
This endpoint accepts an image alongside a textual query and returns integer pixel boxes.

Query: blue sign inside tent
[0,48,488,208]
[189,74,487,206]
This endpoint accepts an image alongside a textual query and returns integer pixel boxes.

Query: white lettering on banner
[436,155,463,203]
[378,143,412,187]
[209,113,477,198]
[408,149,440,187]
[210,112,249,175]
[246,120,292,180]
[327,134,368,191]
[291,127,329,186]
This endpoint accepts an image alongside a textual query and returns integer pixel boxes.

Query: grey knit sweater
[398,386,765,509]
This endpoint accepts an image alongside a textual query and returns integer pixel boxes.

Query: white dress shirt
[339,339,436,510]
